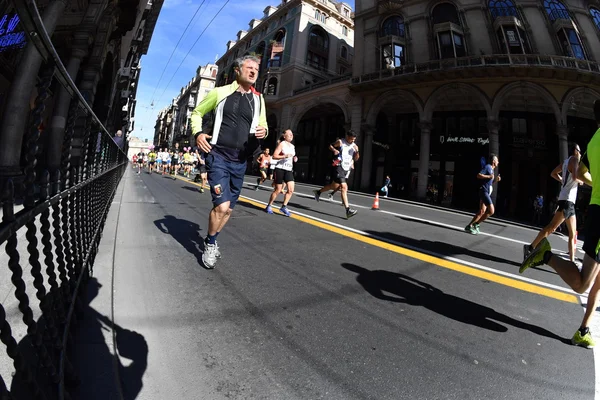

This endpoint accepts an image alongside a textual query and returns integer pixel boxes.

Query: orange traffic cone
[372,193,380,210]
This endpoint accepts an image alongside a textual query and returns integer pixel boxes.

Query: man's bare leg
[564,215,577,262]
[547,254,600,294]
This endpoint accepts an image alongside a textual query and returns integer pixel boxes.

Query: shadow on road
[154,215,204,264]
[181,185,200,193]
[365,229,522,268]
[285,201,349,221]
[342,263,568,344]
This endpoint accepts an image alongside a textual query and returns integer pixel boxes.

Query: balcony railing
[351,54,600,85]
[293,74,352,95]
[490,6,518,19]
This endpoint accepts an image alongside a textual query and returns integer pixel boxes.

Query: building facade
[0,0,163,178]
[172,63,218,147]
[347,0,600,221]
[154,102,177,148]
[214,0,355,180]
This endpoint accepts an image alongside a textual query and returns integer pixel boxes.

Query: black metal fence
[0,1,127,399]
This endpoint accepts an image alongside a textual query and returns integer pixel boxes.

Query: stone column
[360,125,374,190]
[46,32,91,171]
[488,119,500,203]
[0,0,69,178]
[347,97,363,188]
[556,124,569,162]
[416,121,432,200]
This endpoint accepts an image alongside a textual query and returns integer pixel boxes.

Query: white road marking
[251,178,538,231]
[246,181,585,254]
[240,193,588,300]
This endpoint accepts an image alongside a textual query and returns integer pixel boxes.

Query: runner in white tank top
[313,130,360,219]
[265,129,297,217]
[559,156,579,203]
[524,143,582,262]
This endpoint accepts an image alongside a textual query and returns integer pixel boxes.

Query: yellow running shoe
[519,238,551,274]
[572,330,595,349]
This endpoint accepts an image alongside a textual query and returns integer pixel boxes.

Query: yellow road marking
[177,176,579,304]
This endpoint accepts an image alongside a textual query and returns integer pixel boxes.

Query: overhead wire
[149,0,209,105]
[155,0,232,107]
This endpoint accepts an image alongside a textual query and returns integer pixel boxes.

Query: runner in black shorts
[524,144,582,262]
[265,129,296,217]
[195,148,208,193]
[171,151,180,179]
[136,151,144,174]
[520,99,600,348]
[465,154,500,234]
[255,148,271,190]
[313,130,360,219]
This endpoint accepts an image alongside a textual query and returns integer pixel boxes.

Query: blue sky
[134,0,354,141]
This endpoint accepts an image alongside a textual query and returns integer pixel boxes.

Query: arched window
[315,9,321,19]
[308,26,329,50]
[431,2,460,25]
[307,26,329,71]
[488,0,517,19]
[431,3,465,59]
[341,46,348,59]
[489,0,530,54]
[544,0,569,21]
[591,7,600,31]
[380,16,405,37]
[542,0,585,59]
[557,28,585,59]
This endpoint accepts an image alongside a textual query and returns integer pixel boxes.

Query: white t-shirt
[338,139,356,172]
[275,141,295,171]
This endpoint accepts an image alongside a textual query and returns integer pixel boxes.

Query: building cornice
[305,0,355,27]
[217,0,355,65]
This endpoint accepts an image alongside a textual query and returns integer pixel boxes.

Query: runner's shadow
[341,263,569,344]
[285,201,349,221]
[154,215,204,264]
[365,230,522,268]
[181,186,200,193]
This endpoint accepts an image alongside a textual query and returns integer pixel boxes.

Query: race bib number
[341,160,352,171]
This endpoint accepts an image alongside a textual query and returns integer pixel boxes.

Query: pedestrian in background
[381,175,391,198]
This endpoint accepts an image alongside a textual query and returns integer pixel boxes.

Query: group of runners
[252,129,361,219]
[133,145,208,191]
[461,101,600,349]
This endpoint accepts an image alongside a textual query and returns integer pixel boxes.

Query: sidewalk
[70,176,125,400]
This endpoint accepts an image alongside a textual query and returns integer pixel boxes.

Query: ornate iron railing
[351,53,600,85]
[0,1,127,399]
[293,74,352,95]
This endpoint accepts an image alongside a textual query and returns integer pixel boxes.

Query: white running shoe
[203,243,219,269]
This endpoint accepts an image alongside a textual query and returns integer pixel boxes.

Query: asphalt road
[110,168,596,400]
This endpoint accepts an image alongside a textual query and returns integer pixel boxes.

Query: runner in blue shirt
[465,154,500,234]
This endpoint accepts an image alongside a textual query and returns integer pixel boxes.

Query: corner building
[215,0,355,183]
[350,0,600,221]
